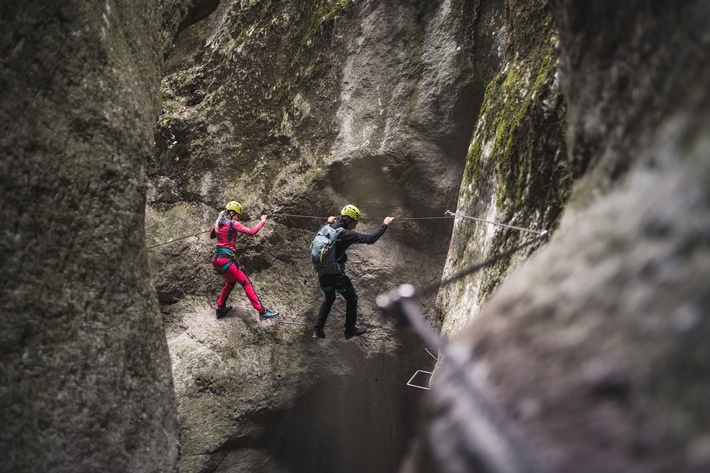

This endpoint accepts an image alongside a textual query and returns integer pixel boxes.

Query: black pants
[315,273,358,331]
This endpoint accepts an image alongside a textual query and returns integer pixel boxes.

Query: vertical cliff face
[408,0,710,472]
[148,0,484,309]
[437,0,569,339]
[148,1,489,472]
[0,1,192,472]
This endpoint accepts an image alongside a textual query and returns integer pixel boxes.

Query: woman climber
[209,201,279,320]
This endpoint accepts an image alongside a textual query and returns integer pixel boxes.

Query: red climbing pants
[213,257,264,313]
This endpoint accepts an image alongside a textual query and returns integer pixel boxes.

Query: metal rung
[407,370,433,391]
[425,347,438,360]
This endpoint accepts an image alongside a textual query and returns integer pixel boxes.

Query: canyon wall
[405,1,710,472]
[0,1,195,471]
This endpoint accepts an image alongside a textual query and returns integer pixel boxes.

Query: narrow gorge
[2,1,708,473]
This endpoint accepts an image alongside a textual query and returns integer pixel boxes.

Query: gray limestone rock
[408,1,710,472]
[0,1,193,471]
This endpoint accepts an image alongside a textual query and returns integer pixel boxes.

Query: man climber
[313,204,394,339]
[210,201,279,320]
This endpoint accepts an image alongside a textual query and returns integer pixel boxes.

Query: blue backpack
[311,224,345,275]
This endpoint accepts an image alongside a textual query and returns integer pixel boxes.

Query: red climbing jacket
[210,215,265,251]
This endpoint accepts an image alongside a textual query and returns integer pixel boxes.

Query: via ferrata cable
[147,210,548,250]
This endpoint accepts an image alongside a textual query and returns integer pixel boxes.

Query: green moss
[164,0,355,190]
[458,37,571,298]
[304,166,326,187]
[291,0,351,63]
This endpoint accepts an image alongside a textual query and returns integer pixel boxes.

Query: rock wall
[437,0,568,339]
[0,1,194,472]
[5,0,703,471]
[406,0,710,472]
[147,0,496,472]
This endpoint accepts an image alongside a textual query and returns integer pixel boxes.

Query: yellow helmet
[341,204,361,221]
[225,201,243,214]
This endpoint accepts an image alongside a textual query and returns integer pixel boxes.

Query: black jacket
[329,219,388,266]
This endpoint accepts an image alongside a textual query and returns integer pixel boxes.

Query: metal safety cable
[147,210,547,250]
[269,212,452,221]
[417,232,549,298]
[147,213,456,249]
[445,210,548,236]
[147,230,211,250]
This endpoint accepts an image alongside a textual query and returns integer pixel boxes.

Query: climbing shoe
[259,309,279,320]
[344,326,366,339]
[312,328,325,339]
[216,305,233,318]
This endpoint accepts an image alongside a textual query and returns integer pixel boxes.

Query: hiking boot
[344,326,366,339]
[216,305,233,318]
[312,328,325,339]
[259,309,279,320]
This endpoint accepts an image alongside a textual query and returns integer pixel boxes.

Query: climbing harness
[212,247,237,275]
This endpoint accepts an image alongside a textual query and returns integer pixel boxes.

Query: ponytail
[214,210,226,230]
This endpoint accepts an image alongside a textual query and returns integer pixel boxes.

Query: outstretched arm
[233,218,266,236]
[343,216,394,244]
